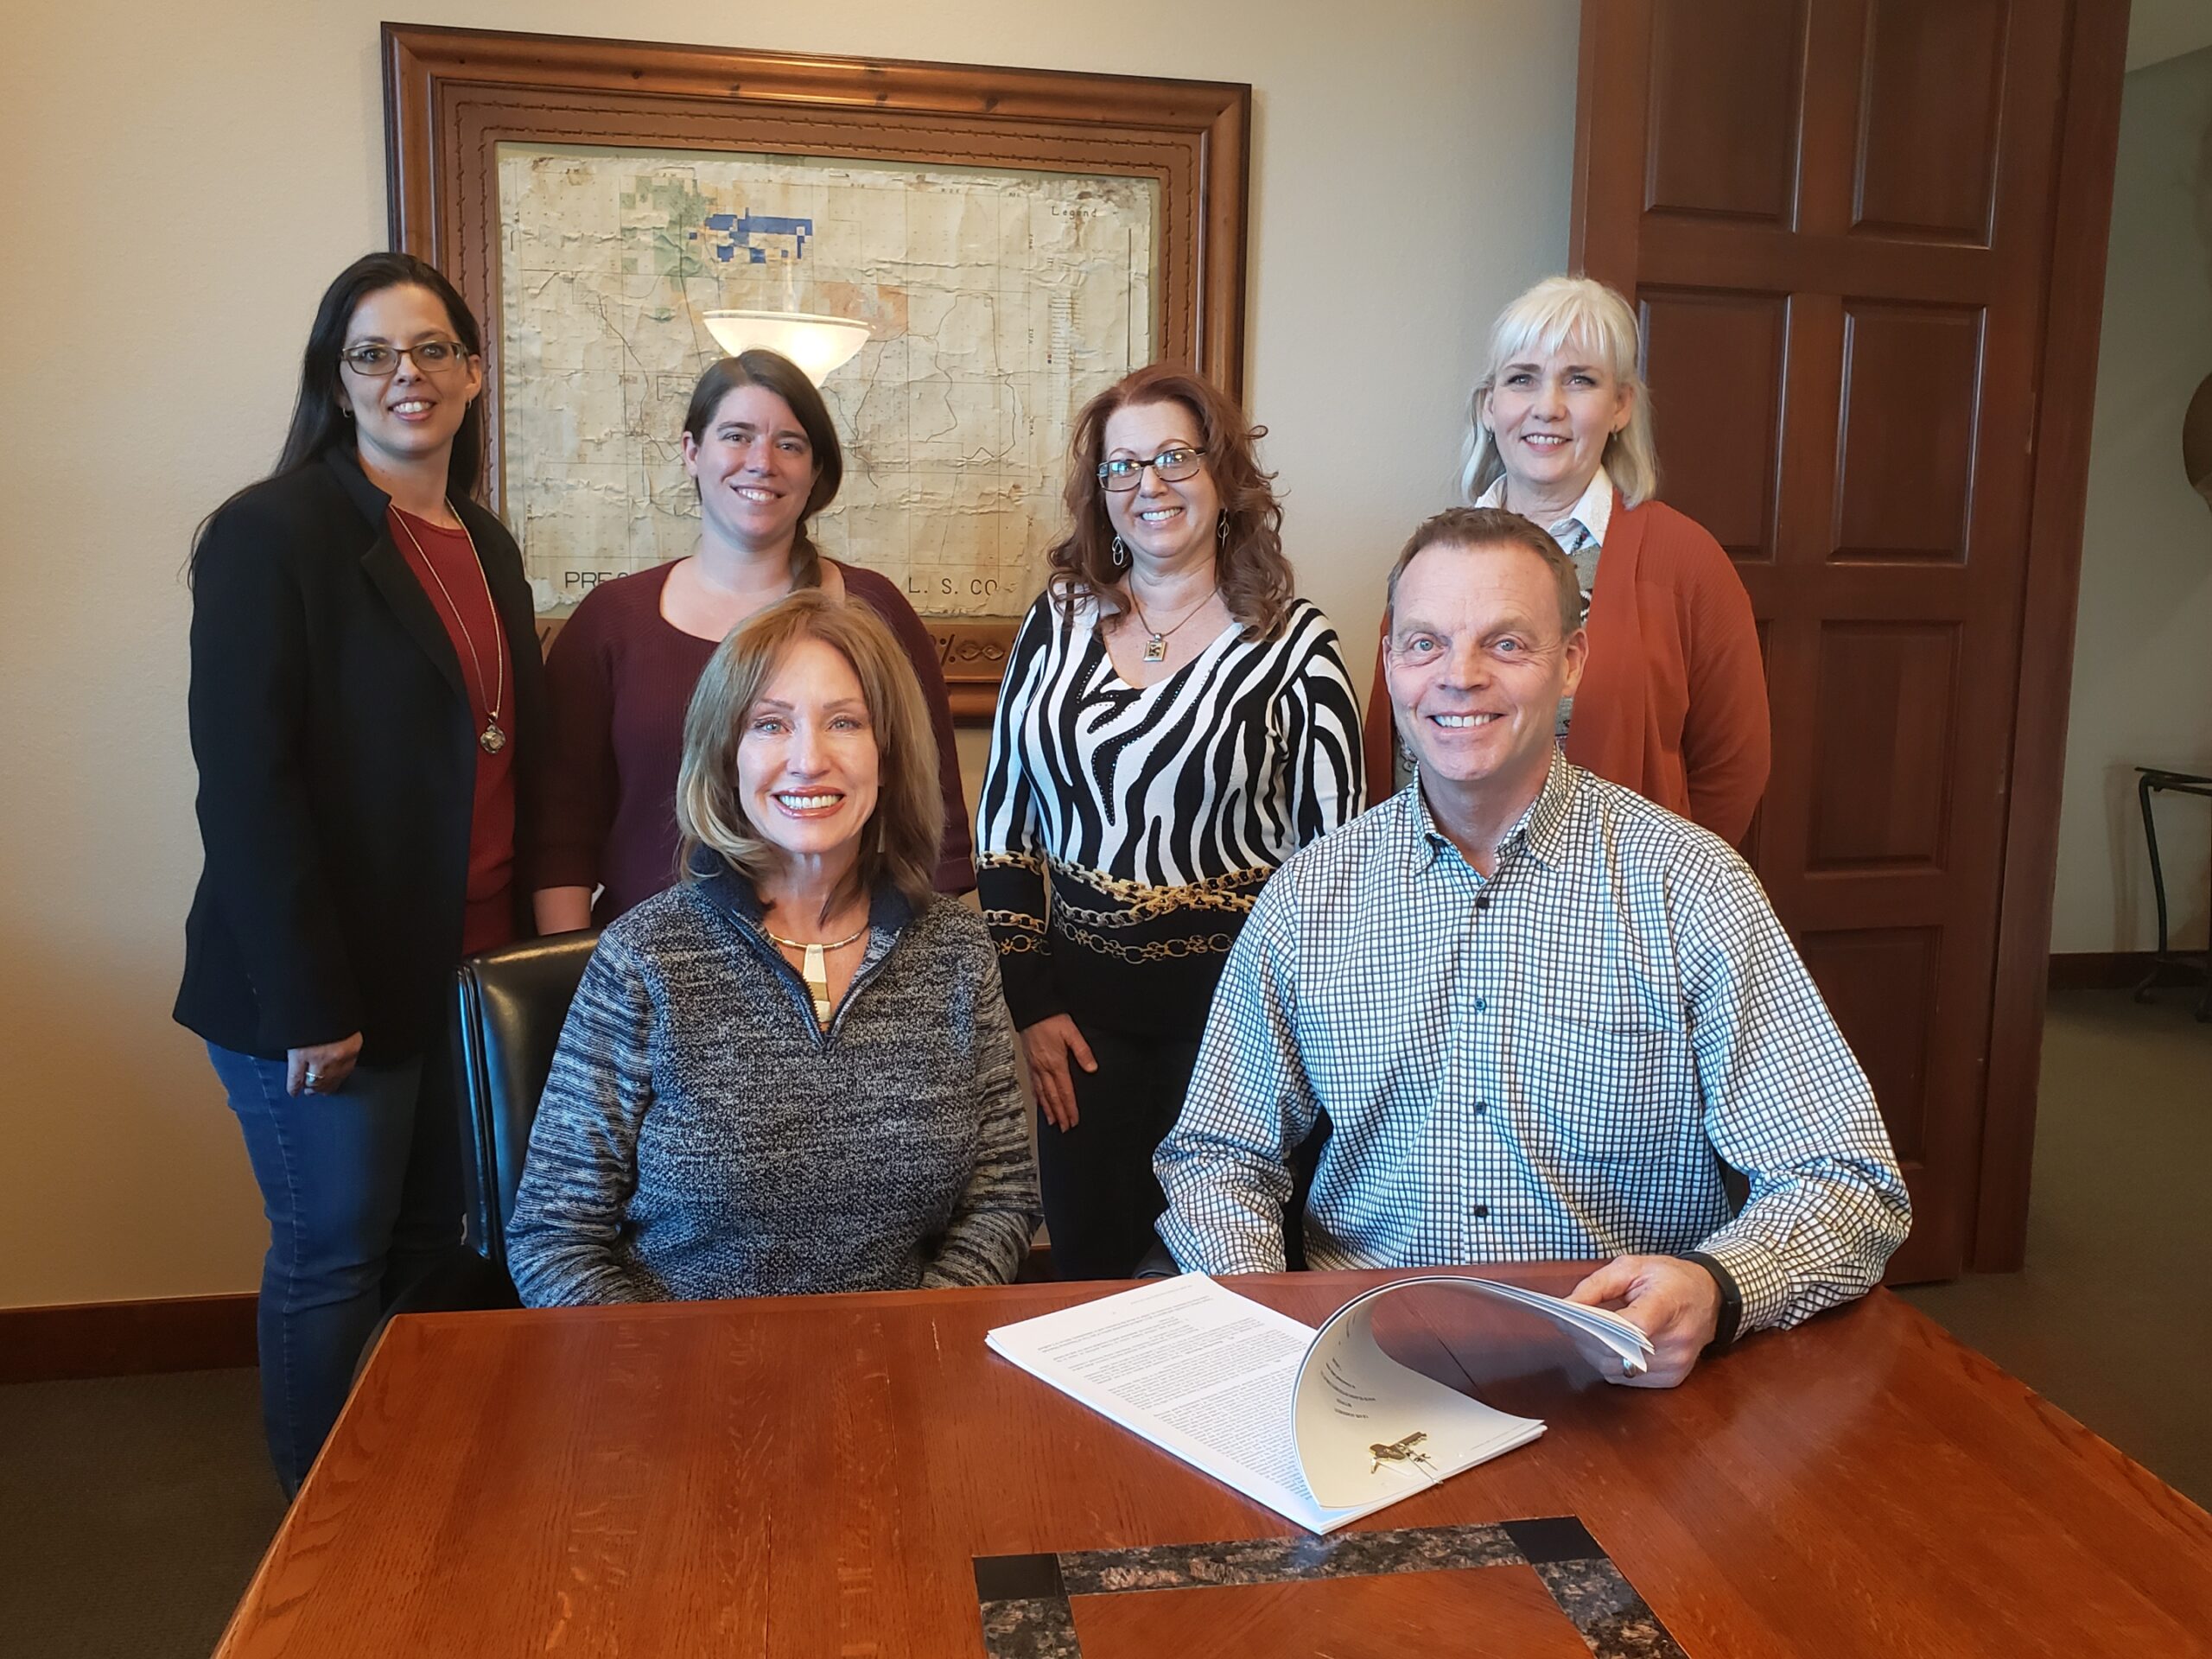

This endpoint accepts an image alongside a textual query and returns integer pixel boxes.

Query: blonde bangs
[1460,275,1660,510]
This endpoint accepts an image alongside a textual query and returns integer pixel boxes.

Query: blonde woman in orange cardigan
[1363,276,1769,844]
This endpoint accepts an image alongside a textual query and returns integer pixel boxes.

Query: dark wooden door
[1573,0,2128,1280]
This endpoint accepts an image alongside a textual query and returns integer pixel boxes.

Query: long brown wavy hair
[1046,365,1294,640]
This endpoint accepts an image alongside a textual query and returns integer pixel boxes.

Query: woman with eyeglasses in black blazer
[175,251,544,1494]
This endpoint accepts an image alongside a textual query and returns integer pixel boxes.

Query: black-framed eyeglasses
[1097,445,1207,492]
[339,339,473,378]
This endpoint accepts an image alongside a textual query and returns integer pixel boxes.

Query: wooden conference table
[214,1266,2212,1657]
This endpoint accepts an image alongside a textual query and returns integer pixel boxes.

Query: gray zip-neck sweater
[507,863,1040,1306]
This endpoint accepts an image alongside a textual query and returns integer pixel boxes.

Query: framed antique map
[383,24,1250,716]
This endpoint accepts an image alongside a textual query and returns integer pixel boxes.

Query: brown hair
[677,590,940,917]
[681,352,845,590]
[1384,507,1584,639]
[1046,365,1294,639]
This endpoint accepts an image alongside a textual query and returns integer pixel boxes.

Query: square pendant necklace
[1128,586,1219,664]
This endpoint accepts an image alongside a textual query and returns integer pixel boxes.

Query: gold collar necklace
[760,919,872,1027]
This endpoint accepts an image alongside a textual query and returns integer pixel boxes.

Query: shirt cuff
[1688,1231,1791,1334]
[1156,1209,1286,1277]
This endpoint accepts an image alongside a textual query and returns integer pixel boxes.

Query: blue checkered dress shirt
[1154,753,1911,1333]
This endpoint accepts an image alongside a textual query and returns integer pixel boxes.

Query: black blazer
[175,448,546,1065]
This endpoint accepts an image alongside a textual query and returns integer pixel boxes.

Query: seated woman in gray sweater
[507,591,1040,1304]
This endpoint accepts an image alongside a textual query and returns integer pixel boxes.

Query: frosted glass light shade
[701,310,871,384]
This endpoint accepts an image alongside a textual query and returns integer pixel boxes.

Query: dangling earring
[1110,534,1128,569]
[1217,514,1230,547]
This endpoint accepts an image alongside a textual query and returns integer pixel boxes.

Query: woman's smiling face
[735,636,880,865]
[335,283,481,474]
[1100,397,1222,571]
[683,383,820,554]
[1480,340,1633,505]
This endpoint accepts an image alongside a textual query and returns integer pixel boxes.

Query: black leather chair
[368,930,601,1330]
[452,929,602,1274]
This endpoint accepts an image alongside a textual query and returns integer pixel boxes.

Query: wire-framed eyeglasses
[1097,445,1208,492]
[339,339,473,378]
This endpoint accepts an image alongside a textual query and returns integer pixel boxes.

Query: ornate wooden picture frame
[382,23,1250,718]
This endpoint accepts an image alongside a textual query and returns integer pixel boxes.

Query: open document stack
[987,1274,1653,1534]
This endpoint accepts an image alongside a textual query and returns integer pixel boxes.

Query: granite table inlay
[972,1517,1688,1658]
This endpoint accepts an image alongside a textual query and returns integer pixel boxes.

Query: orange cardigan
[1361,493,1770,845]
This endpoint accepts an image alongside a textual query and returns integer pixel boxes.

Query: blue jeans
[207,1043,462,1494]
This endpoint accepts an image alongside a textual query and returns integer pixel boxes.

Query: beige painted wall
[2050,46,2212,956]
[0,1,1576,1306]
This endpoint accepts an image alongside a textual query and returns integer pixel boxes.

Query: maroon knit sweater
[532,560,973,924]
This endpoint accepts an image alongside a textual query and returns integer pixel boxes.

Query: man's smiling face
[1384,537,1586,800]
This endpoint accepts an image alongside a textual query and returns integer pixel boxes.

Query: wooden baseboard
[2044,955,2202,995]
[0,1294,258,1384]
[2047,951,2166,990]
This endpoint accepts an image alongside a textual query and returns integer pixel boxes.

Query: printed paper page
[986,1276,1363,1531]
[1290,1274,1653,1507]
[1431,1277,1656,1374]
[1292,1298,1546,1510]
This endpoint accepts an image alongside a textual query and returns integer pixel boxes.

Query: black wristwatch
[1681,1251,1745,1355]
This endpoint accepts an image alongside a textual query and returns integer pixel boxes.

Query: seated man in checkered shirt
[1153,507,1910,1387]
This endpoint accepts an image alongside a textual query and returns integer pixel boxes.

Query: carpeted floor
[1898,985,2212,1509]
[0,988,2203,1656]
[0,1366,283,1658]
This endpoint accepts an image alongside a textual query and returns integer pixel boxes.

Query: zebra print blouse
[975,590,1365,1039]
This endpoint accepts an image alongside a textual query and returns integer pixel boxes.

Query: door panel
[1573,0,2116,1281]
[1796,927,1939,1165]
[1644,0,1806,222]
[1833,303,1985,563]
[1808,623,1958,869]
[1637,288,1788,560]
[1850,0,2010,243]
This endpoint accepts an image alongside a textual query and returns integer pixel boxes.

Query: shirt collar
[1472,463,1614,550]
[1520,747,1578,868]
[1401,783,1454,874]
[687,845,914,937]
[1399,747,1579,876]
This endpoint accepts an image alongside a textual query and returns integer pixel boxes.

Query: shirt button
[1473,996,1488,1013]
[1475,895,1491,911]
[1473,1101,1489,1116]
[1471,1204,1490,1219]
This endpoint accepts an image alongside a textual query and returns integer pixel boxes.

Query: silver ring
[304,1071,322,1085]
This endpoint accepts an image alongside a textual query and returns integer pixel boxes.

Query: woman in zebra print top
[976,365,1364,1278]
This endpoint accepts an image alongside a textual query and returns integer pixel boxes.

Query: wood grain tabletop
[213,1266,2212,1657]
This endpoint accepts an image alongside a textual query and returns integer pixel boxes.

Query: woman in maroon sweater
[533,353,971,930]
